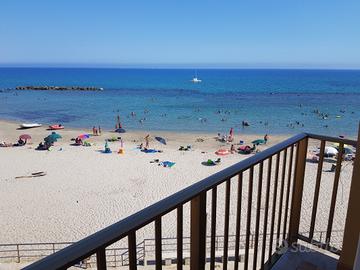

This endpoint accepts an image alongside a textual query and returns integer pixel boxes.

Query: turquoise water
[0,68,359,135]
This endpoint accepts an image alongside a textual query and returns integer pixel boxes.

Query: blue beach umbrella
[115,128,126,133]
[155,136,166,145]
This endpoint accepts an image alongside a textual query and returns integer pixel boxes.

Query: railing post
[128,231,137,270]
[96,248,107,270]
[190,192,206,270]
[288,137,308,245]
[16,244,20,263]
[338,124,360,270]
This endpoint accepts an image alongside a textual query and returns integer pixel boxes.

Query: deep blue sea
[0,68,359,136]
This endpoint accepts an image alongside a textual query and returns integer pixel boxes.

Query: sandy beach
[0,120,355,256]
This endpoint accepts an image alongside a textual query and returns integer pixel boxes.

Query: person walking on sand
[145,134,150,149]
[119,137,123,148]
[228,127,234,142]
[98,126,101,135]
[230,144,236,154]
[92,126,96,135]
[264,134,269,144]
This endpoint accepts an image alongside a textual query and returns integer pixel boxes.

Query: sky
[0,1,360,68]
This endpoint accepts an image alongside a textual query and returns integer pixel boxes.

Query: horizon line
[0,64,360,71]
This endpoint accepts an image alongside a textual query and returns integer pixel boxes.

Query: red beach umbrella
[77,134,90,139]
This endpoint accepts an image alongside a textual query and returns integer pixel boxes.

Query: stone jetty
[16,86,103,91]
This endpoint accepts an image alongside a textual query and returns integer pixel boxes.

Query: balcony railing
[22,130,359,270]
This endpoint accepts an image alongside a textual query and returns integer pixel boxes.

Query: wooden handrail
[22,132,356,270]
[307,133,357,146]
[23,133,307,270]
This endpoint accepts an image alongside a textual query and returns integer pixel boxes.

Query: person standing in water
[98,126,101,135]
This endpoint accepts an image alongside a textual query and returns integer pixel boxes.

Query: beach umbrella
[45,133,62,142]
[343,147,353,155]
[115,128,126,133]
[49,132,62,139]
[324,146,338,157]
[44,135,57,144]
[19,134,31,140]
[78,134,90,139]
[252,139,266,145]
[155,136,167,145]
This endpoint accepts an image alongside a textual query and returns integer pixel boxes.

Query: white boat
[20,123,42,129]
[191,77,202,83]
[191,71,202,83]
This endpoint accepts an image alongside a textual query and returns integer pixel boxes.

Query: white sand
[0,120,355,258]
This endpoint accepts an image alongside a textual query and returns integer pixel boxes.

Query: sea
[0,68,359,136]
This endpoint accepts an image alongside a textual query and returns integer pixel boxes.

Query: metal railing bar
[0,242,73,247]
[223,179,231,270]
[282,145,294,240]
[326,143,344,244]
[244,166,254,270]
[96,248,107,270]
[253,162,263,270]
[128,231,137,270]
[155,217,162,270]
[177,206,183,270]
[268,153,280,259]
[309,140,326,240]
[210,187,217,270]
[234,173,243,270]
[261,157,273,268]
[276,149,287,247]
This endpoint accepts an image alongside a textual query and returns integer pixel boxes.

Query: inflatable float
[215,149,230,156]
[49,124,64,130]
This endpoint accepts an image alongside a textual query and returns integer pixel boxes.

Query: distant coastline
[15,85,103,91]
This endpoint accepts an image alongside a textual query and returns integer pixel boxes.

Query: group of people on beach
[92,126,101,136]
[139,134,150,150]
[1,137,28,147]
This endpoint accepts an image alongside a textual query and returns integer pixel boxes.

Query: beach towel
[142,149,159,153]
[160,161,175,168]
[202,158,221,166]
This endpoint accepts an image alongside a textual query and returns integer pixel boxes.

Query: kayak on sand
[20,123,42,129]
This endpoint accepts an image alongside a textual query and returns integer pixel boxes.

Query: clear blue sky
[1,0,359,68]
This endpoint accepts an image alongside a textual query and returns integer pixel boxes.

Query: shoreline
[1,117,356,141]
[0,118,294,143]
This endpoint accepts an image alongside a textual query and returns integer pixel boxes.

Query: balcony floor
[272,245,338,270]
